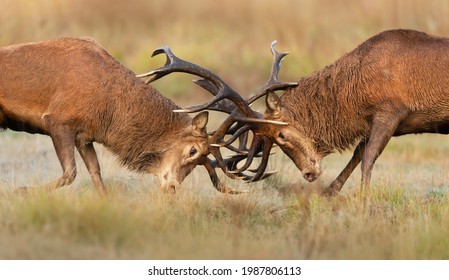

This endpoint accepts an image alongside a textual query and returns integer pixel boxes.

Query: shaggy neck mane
[281,53,371,154]
[100,76,191,173]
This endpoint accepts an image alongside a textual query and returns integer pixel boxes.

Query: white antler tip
[209,144,223,147]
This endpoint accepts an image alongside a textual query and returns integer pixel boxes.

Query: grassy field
[1,131,449,259]
[2,0,449,259]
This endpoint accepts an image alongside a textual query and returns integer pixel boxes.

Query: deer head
[263,92,322,182]
[155,111,211,191]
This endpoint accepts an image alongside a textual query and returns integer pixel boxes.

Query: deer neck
[102,86,191,173]
[282,62,370,153]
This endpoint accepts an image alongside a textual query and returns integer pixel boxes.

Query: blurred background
[3,0,449,102]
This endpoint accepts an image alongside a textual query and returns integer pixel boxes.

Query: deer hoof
[321,187,340,197]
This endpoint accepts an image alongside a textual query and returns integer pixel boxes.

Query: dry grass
[2,0,449,259]
[1,131,449,259]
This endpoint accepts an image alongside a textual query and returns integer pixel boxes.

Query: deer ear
[266,92,282,116]
[192,111,209,136]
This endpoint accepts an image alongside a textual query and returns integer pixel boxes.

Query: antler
[138,41,297,184]
[203,158,248,194]
[246,41,298,104]
[137,45,288,126]
[204,41,297,181]
[136,46,255,118]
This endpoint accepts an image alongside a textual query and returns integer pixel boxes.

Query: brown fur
[264,29,449,193]
[0,38,210,195]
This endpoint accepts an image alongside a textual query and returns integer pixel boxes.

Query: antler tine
[228,135,263,174]
[234,115,288,126]
[246,41,298,105]
[209,148,253,181]
[210,124,250,148]
[223,148,276,171]
[222,144,249,155]
[268,40,288,84]
[237,126,249,151]
[208,115,249,176]
[223,154,248,171]
[136,46,178,84]
[226,121,246,135]
[213,154,264,181]
[141,46,255,117]
[192,79,236,114]
[207,114,266,176]
[243,138,274,182]
[231,169,278,182]
[193,79,219,96]
[223,122,249,151]
[246,170,278,181]
[227,135,276,178]
[208,142,277,183]
[203,159,248,194]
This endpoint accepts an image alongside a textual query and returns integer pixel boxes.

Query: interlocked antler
[204,41,298,181]
[137,41,297,184]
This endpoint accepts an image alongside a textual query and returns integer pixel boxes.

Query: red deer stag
[0,37,246,196]
[144,29,449,195]
[263,29,449,195]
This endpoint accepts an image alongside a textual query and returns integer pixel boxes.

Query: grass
[1,132,449,259]
[1,177,449,259]
[2,0,449,259]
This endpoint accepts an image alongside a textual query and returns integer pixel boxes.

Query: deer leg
[37,129,77,192]
[360,113,402,190]
[76,142,107,197]
[322,140,366,196]
[203,159,248,194]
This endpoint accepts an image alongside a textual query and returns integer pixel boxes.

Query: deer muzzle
[160,171,182,193]
[301,165,321,182]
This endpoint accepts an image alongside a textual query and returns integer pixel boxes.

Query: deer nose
[167,182,177,193]
[160,172,181,193]
[302,166,320,182]
[163,179,180,193]
[303,172,317,182]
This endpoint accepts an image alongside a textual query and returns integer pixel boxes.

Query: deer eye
[189,147,198,157]
[278,132,286,141]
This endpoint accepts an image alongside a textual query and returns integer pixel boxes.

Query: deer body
[0,37,211,195]
[264,29,449,193]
